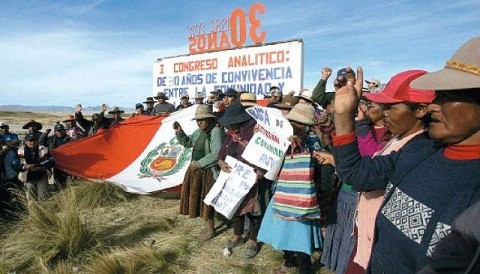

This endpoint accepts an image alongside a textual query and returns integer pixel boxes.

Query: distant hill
[0,105,134,114]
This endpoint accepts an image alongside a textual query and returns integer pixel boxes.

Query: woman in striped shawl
[258,103,328,274]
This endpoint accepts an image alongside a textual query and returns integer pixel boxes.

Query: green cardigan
[175,126,224,177]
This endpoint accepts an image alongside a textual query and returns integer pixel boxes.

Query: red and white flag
[53,100,270,194]
[52,106,199,194]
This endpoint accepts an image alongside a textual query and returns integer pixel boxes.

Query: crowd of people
[1,37,480,273]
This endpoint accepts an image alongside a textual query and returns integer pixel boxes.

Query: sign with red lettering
[242,106,293,171]
[152,39,303,106]
[187,3,267,54]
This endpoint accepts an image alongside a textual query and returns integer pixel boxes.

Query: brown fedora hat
[154,92,169,100]
[63,114,76,122]
[411,37,480,90]
[22,120,43,130]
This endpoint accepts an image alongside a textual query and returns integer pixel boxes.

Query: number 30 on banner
[188,3,267,54]
[230,3,266,47]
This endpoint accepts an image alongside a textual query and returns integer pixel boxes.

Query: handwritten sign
[187,3,266,54]
[203,156,256,219]
[153,39,303,106]
[242,106,293,171]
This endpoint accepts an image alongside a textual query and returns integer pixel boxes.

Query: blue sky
[1,0,479,108]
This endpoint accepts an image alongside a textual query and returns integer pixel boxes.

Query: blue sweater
[332,136,480,273]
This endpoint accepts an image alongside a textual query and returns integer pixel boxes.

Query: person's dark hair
[404,102,422,111]
[202,117,216,132]
[403,102,431,127]
[458,88,480,105]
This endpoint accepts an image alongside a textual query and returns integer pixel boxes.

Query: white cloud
[0,30,185,107]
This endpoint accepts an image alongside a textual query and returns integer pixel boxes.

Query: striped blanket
[272,152,321,220]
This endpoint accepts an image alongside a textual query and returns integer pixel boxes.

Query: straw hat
[295,88,315,103]
[240,93,258,107]
[285,103,317,125]
[411,37,480,90]
[365,78,381,87]
[192,105,216,120]
[364,70,435,104]
[194,92,205,99]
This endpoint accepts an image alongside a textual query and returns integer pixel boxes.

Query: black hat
[24,133,36,141]
[224,88,238,97]
[54,123,65,132]
[91,113,102,120]
[218,102,252,126]
[108,107,124,114]
[143,97,155,103]
[22,120,43,130]
[135,103,144,109]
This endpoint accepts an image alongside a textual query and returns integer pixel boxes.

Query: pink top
[353,129,425,269]
[356,125,388,157]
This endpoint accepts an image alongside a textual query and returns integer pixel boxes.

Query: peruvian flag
[52,100,270,194]
[52,106,198,194]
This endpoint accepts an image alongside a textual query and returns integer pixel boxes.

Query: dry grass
[0,111,336,274]
[86,242,190,274]
[1,188,99,272]
[69,180,136,209]
[0,180,333,274]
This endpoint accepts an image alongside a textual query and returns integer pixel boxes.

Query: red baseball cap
[364,70,435,104]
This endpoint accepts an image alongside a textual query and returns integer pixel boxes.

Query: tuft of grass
[70,180,136,209]
[1,188,99,272]
[87,243,189,274]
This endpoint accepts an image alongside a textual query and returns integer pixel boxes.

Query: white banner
[242,106,293,171]
[153,39,303,106]
[203,156,257,219]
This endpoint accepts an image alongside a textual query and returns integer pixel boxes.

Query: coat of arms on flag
[138,137,191,181]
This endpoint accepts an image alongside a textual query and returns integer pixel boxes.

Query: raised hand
[321,67,332,80]
[333,66,364,135]
[173,121,182,132]
[76,104,83,113]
